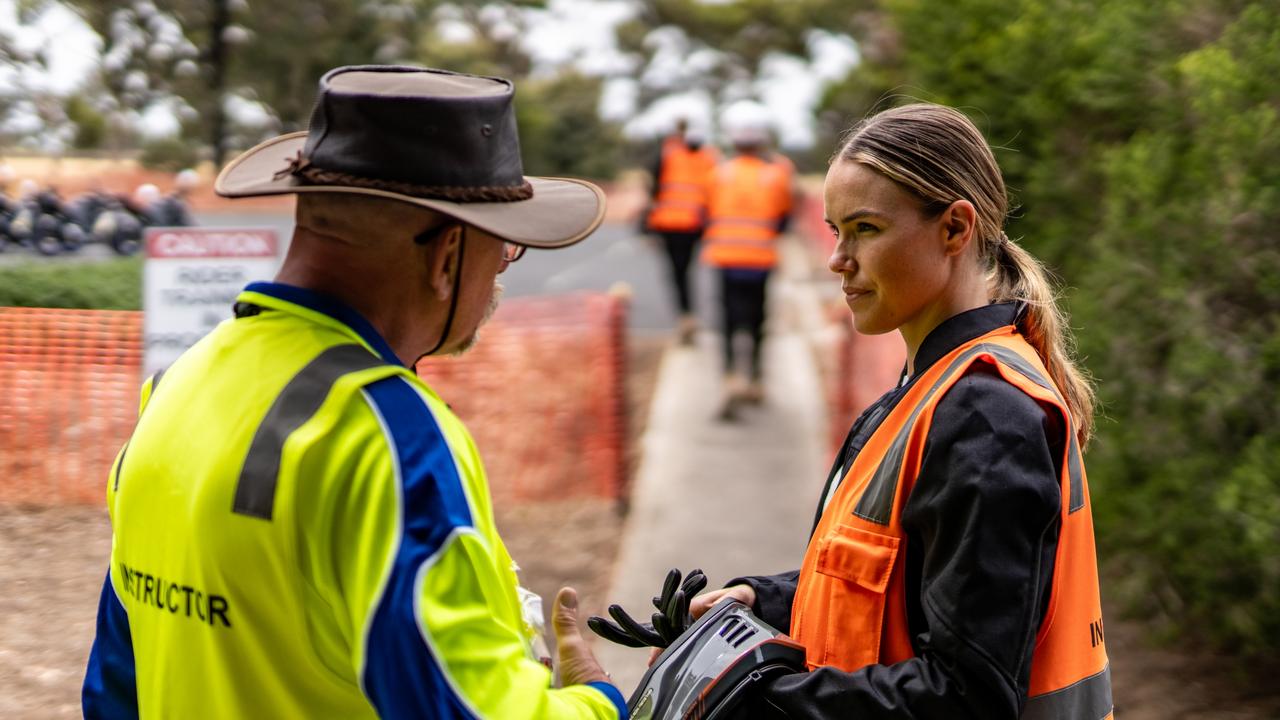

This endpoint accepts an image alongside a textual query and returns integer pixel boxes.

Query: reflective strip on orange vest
[851,341,1086,525]
[791,327,1111,718]
[1022,664,1113,720]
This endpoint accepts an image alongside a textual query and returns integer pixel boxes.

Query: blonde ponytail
[992,234,1096,447]
[838,104,1096,447]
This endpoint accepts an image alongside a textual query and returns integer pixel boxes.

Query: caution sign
[144,228,279,376]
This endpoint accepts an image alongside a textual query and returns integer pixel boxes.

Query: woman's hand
[689,584,757,620]
[647,584,758,666]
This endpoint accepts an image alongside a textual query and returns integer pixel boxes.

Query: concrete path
[593,238,831,693]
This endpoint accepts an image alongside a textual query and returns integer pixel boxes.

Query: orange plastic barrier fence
[0,293,628,507]
[417,293,629,505]
[0,308,142,505]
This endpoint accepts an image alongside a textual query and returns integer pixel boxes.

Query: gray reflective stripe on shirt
[1021,664,1113,720]
[853,343,1085,524]
[232,344,386,520]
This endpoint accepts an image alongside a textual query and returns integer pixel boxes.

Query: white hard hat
[175,168,199,191]
[721,100,772,147]
[135,183,161,205]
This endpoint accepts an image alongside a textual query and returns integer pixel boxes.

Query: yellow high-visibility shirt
[83,282,627,720]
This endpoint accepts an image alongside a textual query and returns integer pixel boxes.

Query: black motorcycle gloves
[588,568,708,648]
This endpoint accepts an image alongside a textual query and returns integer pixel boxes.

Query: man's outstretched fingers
[553,587,610,687]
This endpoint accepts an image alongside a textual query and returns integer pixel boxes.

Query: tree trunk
[208,0,230,167]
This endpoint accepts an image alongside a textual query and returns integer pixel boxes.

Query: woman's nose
[828,245,852,276]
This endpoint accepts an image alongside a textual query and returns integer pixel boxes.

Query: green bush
[1076,4,1280,658]
[140,136,199,172]
[0,258,142,310]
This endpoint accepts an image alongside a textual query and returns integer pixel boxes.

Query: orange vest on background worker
[660,132,684,158]
[790,327,1113,720]
[646,141,719,233]
[701,153,794,270]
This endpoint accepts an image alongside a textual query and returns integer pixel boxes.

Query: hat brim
[214,131,606,249]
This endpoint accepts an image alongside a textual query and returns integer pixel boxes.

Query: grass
[0,257,143,310]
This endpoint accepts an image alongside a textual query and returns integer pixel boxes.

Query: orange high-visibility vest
[660,133,684,158]
[701,154,794,270]
[647,143,719,233]
[791,326,1113,720]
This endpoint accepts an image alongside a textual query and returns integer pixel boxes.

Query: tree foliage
[47,0,620,177]
[516,71,623,180]
[831,0,1280,660]
[616,0,867,153]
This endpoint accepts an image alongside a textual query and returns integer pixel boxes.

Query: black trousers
[720,269,770,380]
[659,231,701,314]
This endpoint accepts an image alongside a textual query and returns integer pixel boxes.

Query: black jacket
[732,302,1066,719]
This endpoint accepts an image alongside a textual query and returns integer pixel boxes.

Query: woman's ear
[423,223,464,301]
[941,199,978,257]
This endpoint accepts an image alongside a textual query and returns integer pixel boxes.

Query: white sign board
[143,227,279,377]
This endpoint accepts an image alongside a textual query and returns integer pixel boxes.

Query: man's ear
[940,199,978,257]
[423,223,463,300]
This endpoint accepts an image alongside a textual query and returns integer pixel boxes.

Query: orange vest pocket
[811,525,900,671]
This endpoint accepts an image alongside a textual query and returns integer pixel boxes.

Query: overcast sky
[3,0,858,150]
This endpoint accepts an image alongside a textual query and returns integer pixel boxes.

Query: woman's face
[824,159,959,345]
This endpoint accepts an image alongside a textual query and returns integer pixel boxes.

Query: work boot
[677,314,698,346]
[716,374,747,422]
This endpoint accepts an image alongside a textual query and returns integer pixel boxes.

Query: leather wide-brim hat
[215,65,605,248]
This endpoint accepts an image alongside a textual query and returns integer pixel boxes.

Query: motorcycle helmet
[627,598,806,720]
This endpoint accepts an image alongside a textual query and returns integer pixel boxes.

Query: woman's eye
[827,224,840,239]
[856,222,878,234]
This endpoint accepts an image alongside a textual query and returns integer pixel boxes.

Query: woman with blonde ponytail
[682,103,1113,718]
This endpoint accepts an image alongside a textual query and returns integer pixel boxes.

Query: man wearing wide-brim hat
[82,65,627,719]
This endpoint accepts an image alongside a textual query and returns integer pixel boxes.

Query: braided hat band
[274,151,535,203]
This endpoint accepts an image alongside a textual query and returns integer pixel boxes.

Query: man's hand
[553,587,611,687]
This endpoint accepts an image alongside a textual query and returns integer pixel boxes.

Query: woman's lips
[843,287,871,303]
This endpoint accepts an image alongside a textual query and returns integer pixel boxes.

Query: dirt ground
[3,335,1279,718]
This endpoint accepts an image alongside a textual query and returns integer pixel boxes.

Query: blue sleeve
[83,571,139,719]
[587,682,628,718]
[360,377,479,718]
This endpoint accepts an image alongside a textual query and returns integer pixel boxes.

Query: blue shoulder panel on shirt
[83,571,139,720]
[362,375,477,719]
[588,681,630,719]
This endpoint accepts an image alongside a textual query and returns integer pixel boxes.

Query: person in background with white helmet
[701,100,796,420]
[133,182,161,214]
[144,169,199,226]
[644,120,720,345]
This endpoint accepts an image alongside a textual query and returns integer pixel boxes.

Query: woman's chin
[850,309,892,336]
